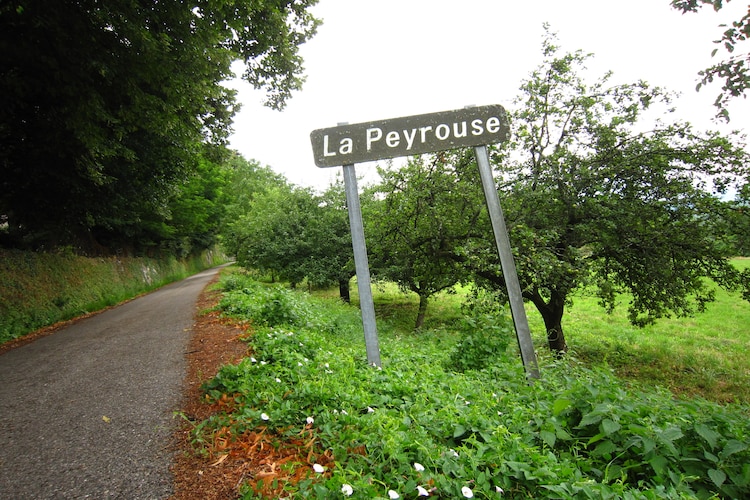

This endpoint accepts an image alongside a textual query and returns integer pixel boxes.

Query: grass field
[325,258,750,404]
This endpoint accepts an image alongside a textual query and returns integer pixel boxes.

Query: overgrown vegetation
[190,269,750,499]
[0,247,226,344]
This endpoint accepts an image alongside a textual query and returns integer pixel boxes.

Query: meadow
[190,266,750,499]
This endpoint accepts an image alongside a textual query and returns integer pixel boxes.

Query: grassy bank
[0,247,227,345]
[190,269,750,499]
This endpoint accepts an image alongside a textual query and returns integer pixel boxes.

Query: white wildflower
[367,406,375,413]
[341,484,353,496]
[462,486,474,498]
[496,486,504,494]
[306,416,314,425]
[260,413,269,421]
[388,490,400,499]
[413,462,425,472]
[312,463,325,473]
[416,485,429,496]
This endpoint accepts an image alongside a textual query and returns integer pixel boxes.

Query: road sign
[310,105,539,381]
[310,104,510,167]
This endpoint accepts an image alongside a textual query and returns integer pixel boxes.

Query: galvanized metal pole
[342,163,382,367]
[474,145,540,381]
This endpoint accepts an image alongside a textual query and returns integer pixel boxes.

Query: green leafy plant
[444,291,513,373]
[194,270,750,499]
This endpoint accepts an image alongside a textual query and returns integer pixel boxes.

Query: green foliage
[220,282,315,329]
[444,291,514,373]
[225,178,356,300]
[368,155,482,329]
[0,247,226,344]
[0,0,318,250]
[196,274,750,499]
[671,0,750,120]
[460,27,750,353]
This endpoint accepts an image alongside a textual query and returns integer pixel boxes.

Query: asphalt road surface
[0,266,223,499]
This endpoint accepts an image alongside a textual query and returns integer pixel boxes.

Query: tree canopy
[368,156,482,329]
[463,30,750,353]
[0,0,319,252]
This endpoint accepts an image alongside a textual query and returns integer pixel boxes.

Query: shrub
[444,291,513,372]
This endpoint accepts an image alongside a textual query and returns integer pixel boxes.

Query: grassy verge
[0,247,227,345]
[193,269,750,499]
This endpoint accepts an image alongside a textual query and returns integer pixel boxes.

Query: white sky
[226,0,750,191]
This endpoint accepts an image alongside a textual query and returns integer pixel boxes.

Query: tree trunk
[543,317,567,355]
[415,294,429,330]
[338,278,351,303]
[528,289,568,355]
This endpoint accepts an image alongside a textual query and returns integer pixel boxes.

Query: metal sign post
[474,145,540,381]
[311,105,539,379]
[342,162,381,367]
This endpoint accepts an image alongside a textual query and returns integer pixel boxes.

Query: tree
[461,30,750,354]
[221,153,290,254]
[304,181,356,302]
[368,156,481,329]
[0,0,319,250]
[226,178,357,302]
[671,0,750,120]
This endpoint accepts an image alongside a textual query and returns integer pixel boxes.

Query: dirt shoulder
[170,277,251,499]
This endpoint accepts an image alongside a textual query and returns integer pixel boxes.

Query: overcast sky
[225,0,750,191]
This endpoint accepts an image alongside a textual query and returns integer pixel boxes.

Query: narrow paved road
[0,267,223,499]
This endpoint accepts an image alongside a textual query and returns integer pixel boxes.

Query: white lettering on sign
[311,105,510,167]
[356,117,501,152]
[323,134,353,157]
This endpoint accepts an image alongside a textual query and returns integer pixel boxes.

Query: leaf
[453,424,467,439]
[601,418,621,436]
[540,430,556,448]
[721,439,748,459]
[552,398,572,416]
[211,454,229,467]
[660,426,684,442]
[649,455,668,475]
[577,411,604,429]
[592,440,617,458]
[102,415,111,423]
[695,423,720,450]
[708,468,727,488]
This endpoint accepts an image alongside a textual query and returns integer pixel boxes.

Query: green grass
[328,260,750,404]
[197,269,750,499]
